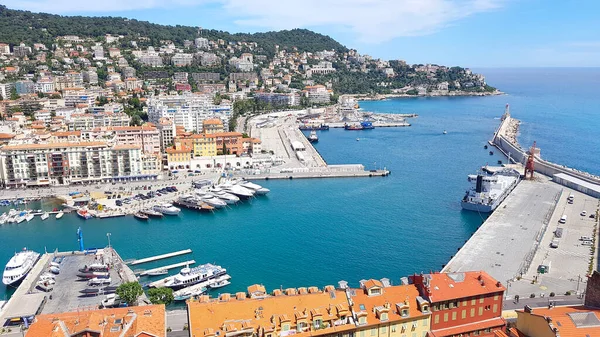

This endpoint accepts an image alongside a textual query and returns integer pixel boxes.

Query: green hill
[0,5,347,55]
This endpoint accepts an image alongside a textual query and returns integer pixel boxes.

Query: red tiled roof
[429,317,505,337]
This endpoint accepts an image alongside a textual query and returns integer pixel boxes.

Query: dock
[138,260,196,276]
[328,122,410,128]
[129,249,192,265]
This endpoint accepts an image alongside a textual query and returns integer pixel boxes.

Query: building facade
[147,94,231,132]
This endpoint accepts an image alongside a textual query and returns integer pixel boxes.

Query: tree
[116,282,143,305]
[10,87,19,101]
[147,287,174,305]
[0,93,3,101]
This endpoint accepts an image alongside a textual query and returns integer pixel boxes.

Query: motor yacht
[196,192,227,208]
[149,263,227,290]
[55,211,64,219]
[208,188,240,204]
[219,183,254,199]
[2,248,40,286]
[153,203,181,216]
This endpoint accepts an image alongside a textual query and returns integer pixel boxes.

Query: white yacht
[196,192,227,208]
[0,212,8,225]
[150,263,227,290]
[55,211,64,219]
[2,249,40,286]
[15,214,26,224]
[208,274,232,289]
[208,188,240,204]
[237,180,270,195]
[220,183,254,199]
[25,213,34,222]
[40,212,49,221]
[153,203,181,216]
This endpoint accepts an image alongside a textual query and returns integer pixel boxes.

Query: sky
[4,0,600,67]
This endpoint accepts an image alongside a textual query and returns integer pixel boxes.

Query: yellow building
[191,133,217,157]
[203,118,224,134]
[351,279,431,337]
[515,305,600,337]
[165,144,191,169]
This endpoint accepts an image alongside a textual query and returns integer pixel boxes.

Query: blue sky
[5,0,600,67]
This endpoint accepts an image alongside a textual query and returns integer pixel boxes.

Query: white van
[559,215,567,224]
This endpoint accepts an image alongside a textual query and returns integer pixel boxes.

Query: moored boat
[141,209,163,218]
[146,269,168,276]
[133,212,149,221]
[25,213,34,222]
[77,209,93,220]
[308,130,319,143]
[208,188,239,204]
[153,204,180,216]
[2,248,40,286]
[149,263,227,290]
[55,211,64,219]
[40,212,49,221]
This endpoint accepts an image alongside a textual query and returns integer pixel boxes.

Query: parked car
[115,200,123,206]
[550,240,559,248]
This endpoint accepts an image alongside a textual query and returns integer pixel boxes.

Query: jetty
[138,260,196,276]
[128,249,192,265]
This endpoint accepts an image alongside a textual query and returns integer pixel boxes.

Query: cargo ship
[461,168,520,213]
[344,121,374,130]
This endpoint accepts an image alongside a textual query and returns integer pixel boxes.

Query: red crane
[524,141,536,180]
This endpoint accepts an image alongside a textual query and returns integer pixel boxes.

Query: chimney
[524,305,533,313]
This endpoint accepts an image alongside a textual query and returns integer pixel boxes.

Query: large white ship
[461,168,521,213]
[2,248,40,286]
[149,263,227,290]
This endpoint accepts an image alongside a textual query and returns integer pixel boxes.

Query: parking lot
[40,252,123,314]
[521,187,599,296]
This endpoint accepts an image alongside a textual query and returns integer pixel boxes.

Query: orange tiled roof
[203,118,223,125]
[350,283,429,325]
[188,288,353,337]
[429,317,505,337]
[0,133,15,139]
[363,279,383,290]
[424,271,505,302]
[51,131,81,137]
[166,145,191,154]
[493,330,509,337]
[212,131,242,138]
[517,305,600,337]
[508,327,526,337]
[26,305,166,337]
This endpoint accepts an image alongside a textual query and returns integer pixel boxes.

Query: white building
[195,38,209,49]
[0,142,160,187]
[147,94,232,132]
[172,53,193,66]
[67,113,131,130]
[0,83,14,100]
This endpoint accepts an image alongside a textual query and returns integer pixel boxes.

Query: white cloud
[3,0,504,43]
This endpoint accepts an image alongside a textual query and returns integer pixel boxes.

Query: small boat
[50,261,60,268]
[49,266,60,274]
[356,138,360,141]
[443,130,447,134]
[0,213,8,225]
[77,209,93,220]
[484,145,488,149]
[40,212,49,221]
[146,269,168,276]
[133,212,149,221]
[173,287,207,301]
[88,277,111,285]
[308,130,318,143]
[15,214,26,223]
[55,211,64,219]
[200,202,215,212]
[220,184,254,199]
[102,285,118,292]
[141,209,163,218]
[209,275,231,289]
[37,280,54,292]
[77,271,109,279]
[489,151,494,155]
[25,213,34,222]
[80,288,100,294]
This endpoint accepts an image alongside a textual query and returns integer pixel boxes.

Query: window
[493,304,498,313]
[443,313,448,322]
[381,313,389,321]
[381,326,387,334]
[401,309,409,317]
[479,296,484,304]
[360,330,365,337]
[444,302,449,309]
[461,310,466,319]
[494,294,499,301]
[371,328,376,336]
[462,300,467,307]
[359,317,367,325]
[473,331,480,336]
[434,315,439,324]
[449,302,454,309]
[478,307,483,316]
[470,308,475,318]
[282,324,290,331]
[452,312,457,320]
[314,319,322,329]
[391,325,396,333]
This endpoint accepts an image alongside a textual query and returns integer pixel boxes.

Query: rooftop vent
[380,278,391,287]
[568,312,600,328]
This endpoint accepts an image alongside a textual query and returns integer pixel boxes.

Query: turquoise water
[1,68,599,303]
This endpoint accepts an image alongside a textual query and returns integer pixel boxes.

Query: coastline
[352,90,504,101]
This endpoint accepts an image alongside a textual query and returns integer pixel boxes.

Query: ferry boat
[77,209,93,220]
[308,130,319,143]
[461,168,521,213]
[153,204,181,216]
[150,263,227,290]
[2,248,40,286]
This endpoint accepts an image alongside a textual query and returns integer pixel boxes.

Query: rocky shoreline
[353,90,504,101]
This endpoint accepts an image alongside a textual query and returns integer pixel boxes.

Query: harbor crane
[524,141,536,180]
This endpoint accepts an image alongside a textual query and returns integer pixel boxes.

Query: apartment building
[214,131,243,155]
[410,271,506,337]
[147,94,231,132]
[255,92,301,106]
[202,118,224,134]
[305,85,331,104]
[25,305,166,337]
[67,113,131,130]
[155,117,176,152]
[0,142,159,187]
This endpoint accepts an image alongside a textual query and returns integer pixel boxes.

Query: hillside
[0,5,347,55]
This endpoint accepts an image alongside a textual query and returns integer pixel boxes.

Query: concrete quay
[241,168,390,180]
[443,179,562,291]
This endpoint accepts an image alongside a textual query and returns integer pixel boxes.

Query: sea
[1,68,599,304]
